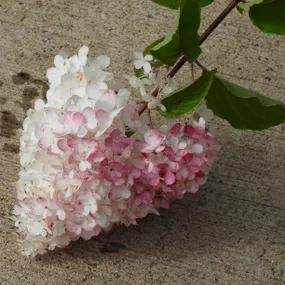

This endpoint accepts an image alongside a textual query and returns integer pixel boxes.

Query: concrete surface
[0,0,285,284]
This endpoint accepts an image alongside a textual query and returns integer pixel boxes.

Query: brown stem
[195,60,207,71]
[168,0,244,78]
[191,63,195,81]
[147,108,154,128]
[138,87,160,115]
[139,0,243,115]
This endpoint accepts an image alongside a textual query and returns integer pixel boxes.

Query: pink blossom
[13,47,218,257]
[142,129,165,153]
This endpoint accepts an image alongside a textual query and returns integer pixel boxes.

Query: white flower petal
[54,55,65,69]
[78,46,89,57]
[95,55,110,69]
[116,89,130,108]
[134,60,143,70]
[79,160,92,172]
[69,55,81,72]
[144,54,153,61]
[191,144,204,154]
[143,62,152,74]
[86,83,107,100]
[34,99,45,110]
[133,51,144,60]
[56,209,66,221]
[28,221,46,236]
[53,221,65,236]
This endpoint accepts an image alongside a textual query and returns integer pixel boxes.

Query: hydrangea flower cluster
[13,47,218,256]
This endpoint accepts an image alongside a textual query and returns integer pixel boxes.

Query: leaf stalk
[139,0,245,115]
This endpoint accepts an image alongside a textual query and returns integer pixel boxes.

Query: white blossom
[133,52,153,74]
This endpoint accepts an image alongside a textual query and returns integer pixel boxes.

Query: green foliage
[134,68,145,78]
[249,0,285,35]
[151,0,214,9]
[199,0,214,7]
[144,15,181,65]
[151,0,180,9]
[161,71,215,118]
[237,0,264,13]
[144,37,165,55]
[161,71,285,129]
[179,0,201,62]
[206,76,285,130]
[149,0,285,131]
[146,0,201,64]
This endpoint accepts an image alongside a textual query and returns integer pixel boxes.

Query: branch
[167,0,244,78]
[139,0,244,115]
[195,60,207,71]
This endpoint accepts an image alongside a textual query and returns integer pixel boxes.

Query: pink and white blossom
[13,47,218,257]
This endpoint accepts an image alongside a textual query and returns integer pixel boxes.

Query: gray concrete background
[0,0,284,284]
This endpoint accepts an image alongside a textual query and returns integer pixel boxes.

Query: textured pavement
[0,0,284,284]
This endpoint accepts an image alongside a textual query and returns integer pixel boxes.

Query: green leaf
[144,37,165,55]
[237,0,264,13]
[151,0,180,9]
[179,0,201,62]
[199,0,214,7]
[146,0,202,64]
[249,0,285,35]
[134,68,145,78]
[151,0,213,9]
[206,76,285,130]
[161,71,215,118]
[144,13,182,65]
